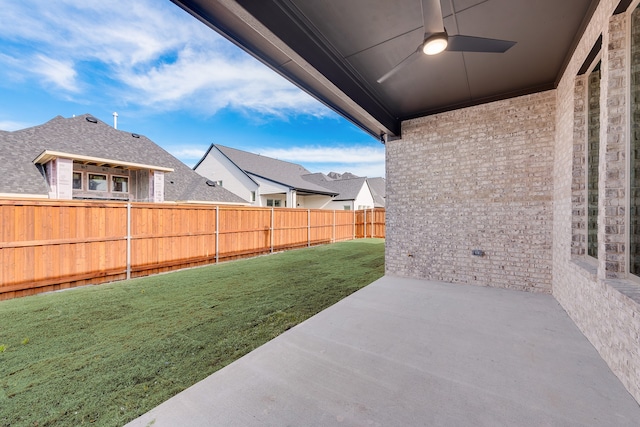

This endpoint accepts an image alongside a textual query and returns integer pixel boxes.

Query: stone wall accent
[386,91,555,293]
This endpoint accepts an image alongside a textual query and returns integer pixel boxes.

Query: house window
[587,61,601,259]
[250,191,256,202]
[344,205,351,210]
[112,175,129,193]
[267,199,281,207]
[571,38,602,262]
[88,173,107,191]
[72,172,83,190]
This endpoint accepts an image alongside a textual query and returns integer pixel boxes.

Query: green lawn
[0,239,384,427]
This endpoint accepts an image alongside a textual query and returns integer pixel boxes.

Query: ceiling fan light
[423,33,448,55]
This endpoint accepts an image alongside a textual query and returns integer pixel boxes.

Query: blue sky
[0,0,385,177]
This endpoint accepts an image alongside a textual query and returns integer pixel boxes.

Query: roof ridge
[215,144,312,173]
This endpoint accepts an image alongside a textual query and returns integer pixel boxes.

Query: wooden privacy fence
[0,200,385,300]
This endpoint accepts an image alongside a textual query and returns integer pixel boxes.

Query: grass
[0,238,385,427]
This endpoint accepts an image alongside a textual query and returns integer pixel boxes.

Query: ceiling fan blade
[422,0,445,34]
[447,35,516,53]
[377,49,421,84]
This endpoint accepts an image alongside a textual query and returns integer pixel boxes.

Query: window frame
[586,58,602,261]
[627,0,640,281]
[88,173,108,192]
[571,49,602,268]
[72,171,83,190]
[111,175,129,193]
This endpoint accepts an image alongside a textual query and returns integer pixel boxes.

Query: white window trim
[111,174,130,193]
[88,173,108,192]
[72,171,83,190]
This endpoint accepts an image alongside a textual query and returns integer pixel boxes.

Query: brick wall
[387,0,640,404]
[553,0,640,404]
[386,91,555,293]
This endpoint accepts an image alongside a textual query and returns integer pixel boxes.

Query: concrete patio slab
[126,276,640,426]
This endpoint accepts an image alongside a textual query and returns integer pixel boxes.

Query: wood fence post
[363,208,367,239]
[333,210,336,243]
[307,209,311,247]
[126,203,131,280]
[353,208,356,240]
[215,205,219,263]
[270,208,274,253]
[371,208,374,238]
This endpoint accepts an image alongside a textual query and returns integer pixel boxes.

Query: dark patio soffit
[171,0,398,141]
[171,0,599,141]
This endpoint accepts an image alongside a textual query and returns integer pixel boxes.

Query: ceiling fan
[377,0,516,83]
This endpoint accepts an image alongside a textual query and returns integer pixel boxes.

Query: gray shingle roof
[302,173,367,201]
[0,114,246,204]
[367,177,386,207]
[214,144,337,195]
[327,171,359,180]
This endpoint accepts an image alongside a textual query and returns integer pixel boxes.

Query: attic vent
[86,116,98,123]
[206,179,217,187]
[131,133,140,138]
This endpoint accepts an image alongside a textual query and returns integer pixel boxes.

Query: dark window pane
[587,61,600,259]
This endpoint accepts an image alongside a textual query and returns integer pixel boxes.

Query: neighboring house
[194,144,383,210]
[0,114,246,204]
[194,144,336,208]
[302,173,375,210]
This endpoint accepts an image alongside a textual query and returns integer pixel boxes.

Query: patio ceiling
[171,0,599,140]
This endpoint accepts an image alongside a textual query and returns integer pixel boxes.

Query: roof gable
[214,144,337,195]
[195,143,259,186]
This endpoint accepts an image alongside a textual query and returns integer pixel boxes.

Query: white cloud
[171,147,207,161]
[34,55,78,92]
[0,0,327,117]
[256,145,386,177]
[117,48,323,116]
[0,120,32,131]
[167,146,206,167]
[259,146,385,164]
[313,162,386,178]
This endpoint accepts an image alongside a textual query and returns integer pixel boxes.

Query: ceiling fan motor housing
[423,31,449,55]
